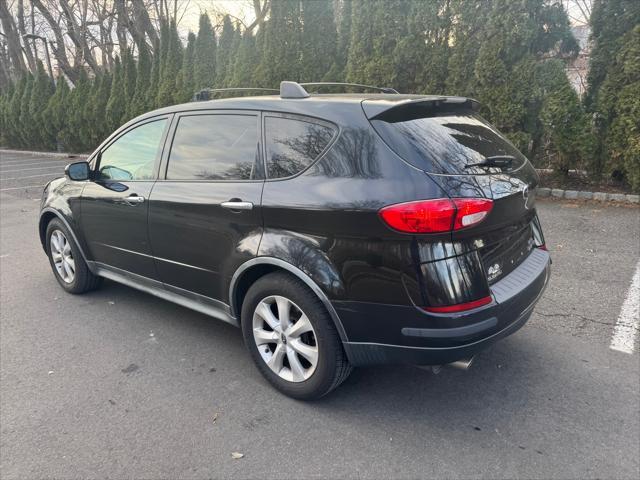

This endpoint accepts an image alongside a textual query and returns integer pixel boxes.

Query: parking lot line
[0,172,62,181]
[0,184,46,191]
[610,260,640,354]
[0,160,68,168]
[0,165,64,174]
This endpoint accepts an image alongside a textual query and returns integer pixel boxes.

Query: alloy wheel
[50,230,75,284]
[252,295,319,382]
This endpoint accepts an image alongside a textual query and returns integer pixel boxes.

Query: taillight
[423,296,493,313]
[379,198,493,233]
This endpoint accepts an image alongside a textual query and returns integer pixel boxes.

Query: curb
[0,148,88,159]
[537,187,639,204]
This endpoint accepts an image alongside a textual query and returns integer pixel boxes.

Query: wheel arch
[39,208,91,268]
[229,257,349,342]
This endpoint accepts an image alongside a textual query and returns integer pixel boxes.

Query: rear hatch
[364,97,543,286]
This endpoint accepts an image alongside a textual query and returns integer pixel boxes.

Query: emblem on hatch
[487,263,502,281]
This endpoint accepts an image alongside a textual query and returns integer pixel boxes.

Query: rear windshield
[370,110,527,175]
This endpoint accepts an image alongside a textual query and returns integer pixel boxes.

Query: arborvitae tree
[223,25,243,87]
[231,29,259,87]
[129,41,152,117]
[596,24,640,190]
[538,59,590,174]
[345,0,377,85]
[257,1,302,87]
[193,13,217,90]
[586,0,640,187]
[106,56,126,132]
[325,0,352,81]
[42,79,70,150]
[90,72,112,145]
[6,78,25,147]
[121,48,137,122]
[63,71,92,152]
[18,74,34,148]
[178,32,196,102]
[299,0,336,82]
[216,15,237,86]
[28,61,55,149]
[156,20,183,107]
[147,38,161,108]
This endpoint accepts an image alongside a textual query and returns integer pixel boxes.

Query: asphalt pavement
[1,151,639,479]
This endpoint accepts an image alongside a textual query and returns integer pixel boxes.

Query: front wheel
[45,218,102,294]
[241,272,352,400]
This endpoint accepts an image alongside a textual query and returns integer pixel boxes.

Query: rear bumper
[336,248,550,366]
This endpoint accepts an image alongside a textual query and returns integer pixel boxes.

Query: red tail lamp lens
[423,296,493,313]
[379,198,493,233]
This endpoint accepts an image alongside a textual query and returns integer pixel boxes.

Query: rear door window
[167,114,259,181]
[264,116,335,179]
[370,110,527,175]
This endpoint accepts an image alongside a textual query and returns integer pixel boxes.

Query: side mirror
[65,161,90,181]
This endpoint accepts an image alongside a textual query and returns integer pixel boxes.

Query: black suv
[39,81,550,399]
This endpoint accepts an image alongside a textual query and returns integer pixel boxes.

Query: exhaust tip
[448,357,475,370]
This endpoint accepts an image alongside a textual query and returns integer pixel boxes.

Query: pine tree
[223,25,243,87]
[147,38,161,108]
[299,0,336,82]
[90,72,112,145]
[193,13,217,90]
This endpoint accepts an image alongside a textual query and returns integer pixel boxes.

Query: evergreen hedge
[0,0,637,190]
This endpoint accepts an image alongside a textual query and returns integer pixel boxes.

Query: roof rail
[300,82,399,94]
[192,87,278,101]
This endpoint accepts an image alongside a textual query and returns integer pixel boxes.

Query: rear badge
[487,263,502,282]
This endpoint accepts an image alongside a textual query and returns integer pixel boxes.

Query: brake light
[423,296,492,313]
[379,198,493,233]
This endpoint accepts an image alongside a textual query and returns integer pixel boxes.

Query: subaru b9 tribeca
[39,81,550,399]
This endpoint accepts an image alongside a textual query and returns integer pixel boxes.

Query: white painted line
[610,260,640,354]
[0,165,64,173]
[0,184,46,191]
[0,172,61,180]
[0,160,68,167]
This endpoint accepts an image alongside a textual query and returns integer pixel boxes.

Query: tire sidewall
[45,219,82,292]
[241,275,339,399]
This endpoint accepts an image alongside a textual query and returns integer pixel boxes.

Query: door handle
[123,194,145,205]
[220,200,253,211]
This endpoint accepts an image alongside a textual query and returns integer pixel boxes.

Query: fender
[39,207,95,273]
[229,257,349,342]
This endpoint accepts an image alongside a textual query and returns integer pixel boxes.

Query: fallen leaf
[212,413,219,424]
[231,452,244,459]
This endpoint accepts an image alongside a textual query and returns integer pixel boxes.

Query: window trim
[159,110,264,183]
[261,111,340,182]
[92,115,172,183]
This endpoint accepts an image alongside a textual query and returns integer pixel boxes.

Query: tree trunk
[0,0,28,75]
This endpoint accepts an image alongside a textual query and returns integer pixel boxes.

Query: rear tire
[45,218,102,294]
[241,272,352,400]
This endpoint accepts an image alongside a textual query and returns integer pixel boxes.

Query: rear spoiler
[362,96,481,121]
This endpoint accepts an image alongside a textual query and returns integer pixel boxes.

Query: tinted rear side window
[167,114,258,180]
[370,111,527,175]
[265,117,335,178]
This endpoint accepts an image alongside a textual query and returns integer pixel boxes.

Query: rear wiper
[465,155,516,170]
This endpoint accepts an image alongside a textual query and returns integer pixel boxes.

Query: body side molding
[229,257,349,342]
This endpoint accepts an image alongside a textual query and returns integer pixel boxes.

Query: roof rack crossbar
[192,87,279,101]
[300,82,399,94]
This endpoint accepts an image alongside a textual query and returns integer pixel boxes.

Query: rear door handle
[124,194,145,205]
[220,200,253,211]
